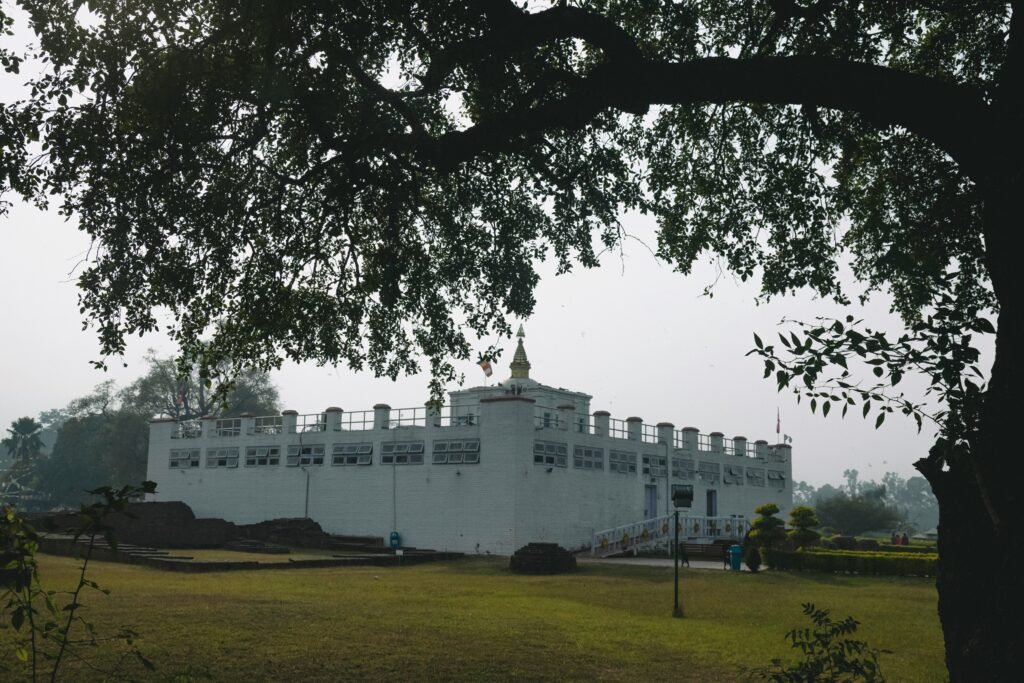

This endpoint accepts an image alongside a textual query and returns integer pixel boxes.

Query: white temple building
[146,328,793,554]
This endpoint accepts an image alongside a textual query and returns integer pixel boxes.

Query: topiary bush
[750,503,787,552]
[786,505,821,549]
[744,545,762,573]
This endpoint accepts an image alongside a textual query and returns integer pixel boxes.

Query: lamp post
[672,485,693,619]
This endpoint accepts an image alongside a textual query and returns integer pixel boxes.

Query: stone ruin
[32,502,385,551]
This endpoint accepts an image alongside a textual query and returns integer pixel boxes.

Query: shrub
[763,548,937,577]
[742,603,886,682]
[878,543,937,555]
[831,535,857,551]
[856,538,881,551]
[787,505,821,549]
[744,545,762,573]
[750,503,787,552]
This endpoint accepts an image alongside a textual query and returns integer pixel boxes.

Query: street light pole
[673,508,683,618]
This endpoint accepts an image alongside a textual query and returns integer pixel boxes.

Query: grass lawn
[1,555,945,682]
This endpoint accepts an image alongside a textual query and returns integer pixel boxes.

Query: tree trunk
[918,444,1022,682]
[920,178,1024,681]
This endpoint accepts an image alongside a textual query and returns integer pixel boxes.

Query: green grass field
[1,554,945,682]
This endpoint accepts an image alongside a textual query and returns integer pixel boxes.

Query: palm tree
[2,417,45,462]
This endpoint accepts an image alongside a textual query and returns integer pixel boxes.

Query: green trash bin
[729,544,742,571]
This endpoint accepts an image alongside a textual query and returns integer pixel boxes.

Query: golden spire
[509,325,531,379]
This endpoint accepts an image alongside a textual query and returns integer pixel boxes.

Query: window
[245,446,280,467]
[432,439,480,464]
[723,465,744,485]
[767,470,787,487]
[746,467,766,487]
[381,441,424,465]
[533,440,568,467]
[707,489,718,517]
[698,461,720,483]
[252,416,282,434]
[609,450,637,474]
[169,449,200,469]
[214,418,241,437]
[573,446,604,470]
[332,443,373,466]
[643,454,667,477]
[287,444,325,466]
[672,457,695,480]
[206,447,239,468]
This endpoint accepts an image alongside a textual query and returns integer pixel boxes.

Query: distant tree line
[1,351,279,510]
[791,468,938,537]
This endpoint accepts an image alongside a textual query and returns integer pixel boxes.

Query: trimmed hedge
[764,548,937,577]
[877,543,938,554]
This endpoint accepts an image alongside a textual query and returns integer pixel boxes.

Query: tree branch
[418,3,643,91]
[427,56,991,179]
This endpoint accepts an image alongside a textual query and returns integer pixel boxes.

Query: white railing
[591,515,750,557]
[608,417,630,440]
[337,410,374,431]
[169,421,202,439]
[591,513,676,557]
[335,406,481,430]
[249,415,283,435]
[533,408,591,433]
[290,413,327,433]
[674,429,772,459]
[640,424,660,444]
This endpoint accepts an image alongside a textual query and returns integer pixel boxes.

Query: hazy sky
[1,11,980,489]
[1,192,957,488]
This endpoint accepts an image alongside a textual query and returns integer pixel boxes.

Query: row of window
[172,441,787,486]
[169,439,480,469]
[529,442,786,486]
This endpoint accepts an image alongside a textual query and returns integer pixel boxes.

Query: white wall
[146,398,792,554]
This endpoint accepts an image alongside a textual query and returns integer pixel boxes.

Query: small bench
[677,542,734,567]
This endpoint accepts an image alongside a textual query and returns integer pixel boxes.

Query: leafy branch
[747,273,992,444]
[742,602,887,682]
[2,481,157,681]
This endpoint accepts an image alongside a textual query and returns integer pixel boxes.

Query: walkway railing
[591,515,750,558]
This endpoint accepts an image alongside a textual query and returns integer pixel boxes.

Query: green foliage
[801,469,939,537]
[119,350,280,420]
[787,505,821,549]
[877,544,937,555]
[764,549,938,578]
[1,418,44,463]
[816,495,901,537]
[747,273,991,442]
[831,536,857,551]
[11,0,1003,405]
[743,603,886,683]
[16,356,278,508]
[35,413,149,508]
[1,482,157,680]
[750,503,787,553]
